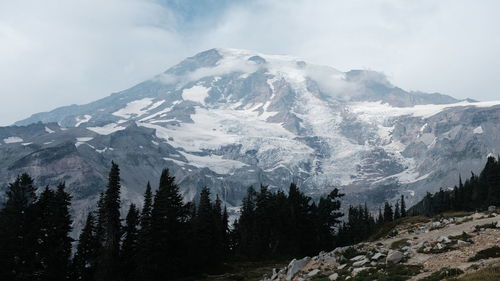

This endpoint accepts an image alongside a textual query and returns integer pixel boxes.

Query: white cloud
[1,0,500,125]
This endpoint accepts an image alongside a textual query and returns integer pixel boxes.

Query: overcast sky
[1,0,499,125]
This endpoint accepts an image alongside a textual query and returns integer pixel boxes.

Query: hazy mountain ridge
[3,48,500,223]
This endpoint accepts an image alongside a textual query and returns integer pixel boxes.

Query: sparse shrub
[390,239,411,250]
[473,223,496,232]
[419,267,464,281]
[448,265,500,281]
[344,264,422,281]
[340,247,366,260]
[468,246,500,261]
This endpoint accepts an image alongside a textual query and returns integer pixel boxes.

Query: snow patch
[350,100,500,121]
[87,123,126,135]
[3,136,23,144]
[473,126,483,134]
[76,137,93,142]
[179,152,247,175]
[75,115,92,127]
[182,85,210,105]
[45,126,55,134]
[112,98,154,119]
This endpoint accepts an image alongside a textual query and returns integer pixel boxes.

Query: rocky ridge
[262,210,500,281]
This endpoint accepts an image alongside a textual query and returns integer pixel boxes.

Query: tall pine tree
[120,204,140,281]
[0,174,38,281]
[73,213,99,281]
[95,162,122,281]
[150,169,189,280]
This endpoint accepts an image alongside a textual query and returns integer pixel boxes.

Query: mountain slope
[3,48,500,223]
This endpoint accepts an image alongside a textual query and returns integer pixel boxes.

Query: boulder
[350,255,366,261]
[337,264,347,270]
[286,257,311,281]
[328,273,339,281]
[386,250,404,264]
[457,240,469,247]
[371,252,386,261]
[352,258,369,267]
[307,269,320,277]
[496,220,500,228]
[431,221,441,228]
[438,236,452,244]
[488,205,496,212]
[352,267,370,276]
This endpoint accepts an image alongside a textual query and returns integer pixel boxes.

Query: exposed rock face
[2,48,500,230]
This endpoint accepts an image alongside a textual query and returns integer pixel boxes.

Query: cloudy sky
[1,0,499,125]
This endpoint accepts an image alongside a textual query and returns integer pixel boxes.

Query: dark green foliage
[400,195,407,217]
[410,156,500,216]
[73,213,99,281]
[384,202,394,222]
[0,175,74,281]
[0,174,37,281]
[337,204,375,245]
[120,204,140,281]
[33,183,73,281]
[95,161,122,281]
[233,185,344,258]
[419,267,464,281]
[149,168,190,280]
[468,246,500,262]
[346,264,422,281]
[135,182,153,281]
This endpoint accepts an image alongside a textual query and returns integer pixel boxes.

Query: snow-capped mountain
[3,48,500,224]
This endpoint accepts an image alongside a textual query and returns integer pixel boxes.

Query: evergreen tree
[400,195,406,217]
[394,202,401,220]
[383,202,393,222]
[194,187,218,270]
[95,162,122,281]
[150,168,189,280]
[34,183,73,281]
[73,213,99,281]
[136,182,154,281]
[316,188,344,250]
[120,204,140,281]
[0,174,38,281]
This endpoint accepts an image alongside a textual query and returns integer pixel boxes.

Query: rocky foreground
[262,211,500,281]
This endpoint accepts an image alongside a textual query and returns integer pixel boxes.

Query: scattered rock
[386,250,404,264]
[352,258,369,267]
[328,273,339,280]
[307,269,320,277]
[337,264,347,270]
[352,267,371,276]
[371,252,385,260]
[350,255,366,262]
[438,236,452,244]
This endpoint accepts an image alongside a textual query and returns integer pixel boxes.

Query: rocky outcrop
[261,211,500,281]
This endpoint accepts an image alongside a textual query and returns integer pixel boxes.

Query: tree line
[336,195,407,245]
[3,156,496,280]
[0,162,346,281]
[409,156,500,216]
